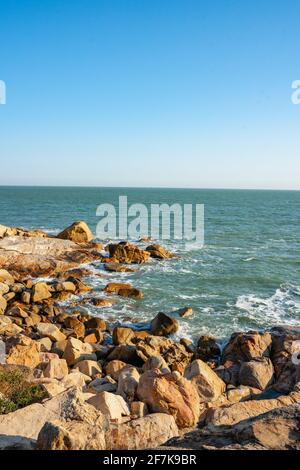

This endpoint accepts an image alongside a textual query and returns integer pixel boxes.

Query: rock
[137,370,200,428]
[222,331,272,363]
[146,244,174,259]
[106,413,179,450]
[206,390,300,426]
[36,420,106,450]
[0,269,14,285]
[64,317,85,339]
[87,377,117,394]
[107,345,143,366]
[84,330,104,344]
[55,281,76,292]
[142,355,170,374]
[105,360,128,379]
[177,307,193,318]
[73,359,102,377]
[63,337,97,366]
[238,358,274,390]
[6,305,28,318]
[104,283,143,299]
[195,335,221,362]
[116,366,140,402]
[43,358,69,380]
[184,359,226,403]
[271,326,300,393]
[42,382,66,398]
[130,401,148,419]
[61,371,91,389]
[0,296,7,315]
[0,316,23,336]
[37,323,66,342]
[118,287,144,299]
[0,236,99,279]
[87,391,130,420]
[32,282,52,303]
[6,335,41,368]
[107,242,150,264]
[150,312,179,336]
[104,263,137,273]
[0,282,9,295]
[90,298,114,308]
[37,337,53,352]
[84,317,106,331]
[113,327,134,345]
[57,221,94,244]
[21,291,31,304]
[215,361,241,386]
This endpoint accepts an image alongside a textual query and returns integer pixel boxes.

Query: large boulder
[113,327,134,345]
[37,323,66,342]
[150,312,179,336]
[238,358,274,390]
[222,331,272,363]
[43,358,69,380]
[6,336,41,368]
[107,242,150,264]
[104,283,143,299]
[184,359,226,402]
[63,337,97,366]
[32,282,52,303]
[195,335,221,362]
[57,221,94,244]
[271,326,300,393]
[137,370,200,428]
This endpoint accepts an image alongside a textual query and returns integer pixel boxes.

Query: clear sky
[0,0,299,189]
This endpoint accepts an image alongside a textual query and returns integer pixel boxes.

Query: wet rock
[146,244,174,260]
[137,370,200,428]
[57,221,94,244]
[107,242,150,264]
[84,317,106,331]
[150,312,179,336]
[238,358,275,390]
[113,327,135,345]
[195,335,221,362]
[90,298,115,308]
[104,263,137,273]
[104,283,143,299]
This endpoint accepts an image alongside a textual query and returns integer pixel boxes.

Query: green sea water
[0,186,299,342]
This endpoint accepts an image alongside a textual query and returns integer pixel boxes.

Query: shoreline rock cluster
[0,221,300,450]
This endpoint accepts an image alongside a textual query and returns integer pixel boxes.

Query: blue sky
[0,0,299,188]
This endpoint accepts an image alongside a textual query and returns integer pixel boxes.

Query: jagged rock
[0,296,7,315]
[116,366,140,402]
[130,401,148,419]
[90,298,114,308]
[74,359,102,377]
[195,335,221,362]
[105,360,128,379]
[63,337,97,366]
[106,413,179,450]
[57,221,94,244]
[107,242,150,264]
[6,335,41,368]
[142,355,170,374]
[104,263,137,273]
[113,327,135,345]
[43,358,69,380]
[150,312,179,336]
[222,331,272,363]
[137,370,200,428]
[271,326,300,393]
[61,371,91,389]
[238,358,274,390]
[0,269,15,285]
[206,390,300,426]
[32,282,52,303]
[87,391,130,420]
[146,244,174,259]
[184,359,226,402]
[86,377,117,394]
[104,283,143,299]
[64,317,85,339]
[37,323,66,342]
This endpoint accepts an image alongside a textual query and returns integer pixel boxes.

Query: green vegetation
[0,367,48,415]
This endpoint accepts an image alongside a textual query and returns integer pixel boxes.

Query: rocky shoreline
[0,221,299,450]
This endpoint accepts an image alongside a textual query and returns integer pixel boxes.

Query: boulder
[238,358,274,390]
[73,359,102,377]
[0,269,14,285]
[57,221,94,244]
[107,242,150,264]
[130,401,148,419]
[113,327,134,345]
[43,358,69,380]
[6,336,41,368]
[150,312,179,336]
[222,331,272,363]
[64,317,85,339]
[137,370,200,428]
[142,355,170,374]
[84,317,106,331]
[271,326,300,393]
[87,377,117,394]
[0,295,7,315]
[106,413,178,450]
[87,391,130,420]
[105,360,128,379]
[184,359,226,402]
[104,283,143,299]
[104,263,137,273]
[63,337,97,366]
[0,282,9,296]
[107,345,143,366]
[145,244,174,259]
[32,282,52,303]
[116,366,140,402]
[206,390,300,426]
[195,335,221,362]
[37,323,66,342]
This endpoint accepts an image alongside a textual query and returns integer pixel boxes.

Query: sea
[0,186,299,344]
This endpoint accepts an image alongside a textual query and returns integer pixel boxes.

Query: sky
[0,0,299,189]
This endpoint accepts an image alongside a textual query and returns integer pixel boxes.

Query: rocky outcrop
[107,242,150,264]
[57,221,94,244]
[137,370,200,428]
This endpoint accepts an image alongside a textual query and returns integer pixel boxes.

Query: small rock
[57,221,94,243]
[74,359,102,378]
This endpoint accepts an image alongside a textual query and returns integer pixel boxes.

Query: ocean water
[0,186,299,342]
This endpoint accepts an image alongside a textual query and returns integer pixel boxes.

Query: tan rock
[150,312,179,336]
[222,331,272,363]
[61,371,91,389]
[0,269,14,285]
[116,366,140,402]
[37,323,66,342]
[107,242,150,264]
[137,370,200,428]
[184,359,226,403]
[42,382,66,398]
[145,244,174,260]
[104,263,137,273]
[130,401,148,419]
[6,335,41,368]
[32,282,52,303]
[113,327,134,345]
[238,358,274,390]
[195,335,221,362]
[87,391,130,419]
[104,283,144,299]
[63,337,97,366]
[0,296,7,315]
[0,282,9,295]
[74,359,102,377]
[106,413,179,450]
[43,358,69,380]
[37,337,52,352]
[105,360,127,379]
[57,221,94,244]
